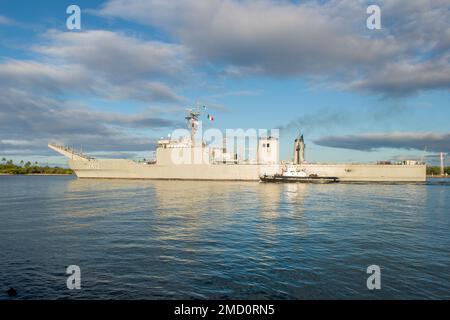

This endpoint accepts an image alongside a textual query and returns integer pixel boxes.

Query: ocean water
[0,175,449,300]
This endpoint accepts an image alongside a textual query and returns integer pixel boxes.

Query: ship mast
[185,108,200,147]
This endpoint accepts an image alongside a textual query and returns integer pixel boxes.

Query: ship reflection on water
[63,179,309,232]
[0,176,449,299]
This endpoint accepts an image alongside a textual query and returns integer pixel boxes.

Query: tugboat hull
[260,175,339,184]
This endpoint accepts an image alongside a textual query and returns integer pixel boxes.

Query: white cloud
[34,30,189,82]
[0,14,16,25]
[100,0,397,73]
[347,56,450,96]
[0,139,35,147]
[0,29,195,156]
[0,30,191,103]
[314,132,450,153]
[0,88,182,154]
[98,0,450,95]
[0,59,93,94]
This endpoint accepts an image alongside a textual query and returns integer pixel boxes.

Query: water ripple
[0,176,449,299]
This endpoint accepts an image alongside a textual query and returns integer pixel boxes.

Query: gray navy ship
[49,109,426,182]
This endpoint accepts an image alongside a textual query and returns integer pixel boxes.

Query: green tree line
[426,166,450,175]
[0,158,73,175]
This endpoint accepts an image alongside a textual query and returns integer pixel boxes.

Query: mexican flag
[207,114,214,121]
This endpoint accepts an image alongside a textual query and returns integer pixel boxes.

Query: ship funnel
[293,134,305,164]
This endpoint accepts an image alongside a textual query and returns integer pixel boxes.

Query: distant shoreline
[1,161,74,175]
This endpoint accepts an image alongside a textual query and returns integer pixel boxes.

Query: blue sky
[0,0,449,166]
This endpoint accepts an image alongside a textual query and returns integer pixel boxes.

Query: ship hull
[68,159,427,182]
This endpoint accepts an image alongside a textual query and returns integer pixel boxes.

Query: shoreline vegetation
[0,158,73,175]
[426,166,450,177]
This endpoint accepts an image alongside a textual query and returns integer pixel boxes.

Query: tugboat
[260,166,339,184]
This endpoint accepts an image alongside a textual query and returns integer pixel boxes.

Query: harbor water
[0,175,449,299]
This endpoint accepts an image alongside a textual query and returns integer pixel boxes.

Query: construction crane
[427,152,448,176]
[440,152,447,176]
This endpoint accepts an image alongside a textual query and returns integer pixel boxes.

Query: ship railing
[49,143,94,160]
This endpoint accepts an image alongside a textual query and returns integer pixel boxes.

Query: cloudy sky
[0,0,449,165]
